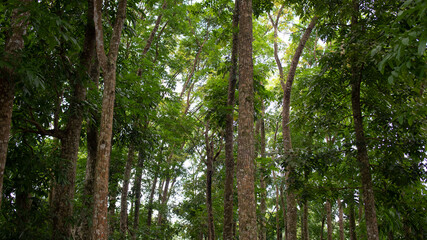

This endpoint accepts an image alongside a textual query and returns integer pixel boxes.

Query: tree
[91,0,127,238]
[0,0,31,207]
[237,0,257,238]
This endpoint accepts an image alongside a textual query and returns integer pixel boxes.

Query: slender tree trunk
[338,198,345,240]
[205,123,215,240]
[350,2,379,240]
[303,199,309,240]
[237,0,257,238]
[223,1,239,239]
[131,151,144,239]
[120,145,135,238]
[272,170,282,240]
[0,0,30,208]
[326,200,333,240]
[349,197,357,240]
[146,174,158,228]
[259,103,267,240]
[91,0,127,238]
[320,215,325,240]
[283,16,318,240]
[157,176,171,225]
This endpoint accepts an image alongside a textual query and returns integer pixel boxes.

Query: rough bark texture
[326,200,333,240]
[131,151,144,240]
[0,0,31,208]
[223,1,239,239]
[119,145,135,238]
[51,0,99,237]
[283,16,318,240]
[350,2,379,239]
[237,0,257,238]
[338,198,345,240]
[205,123,215,240]
[258,104,267,240]
[91,0,127,238]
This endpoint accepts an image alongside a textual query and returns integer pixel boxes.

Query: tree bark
[272,170,282,240]
[350,2,379,240]
[157,176,171,226]
[326,200,333,240]
[303,200,309,240]
[146,173,158,228]
[131,151,144,239]
[119,145,135,238]
[205,123,215,240]
[320,215,325,240]
[237,0,257,238]
[51,0,99,237]
[338,198,345,240]
[0,0,31,208]
[349,196,357,240]
[258,103,267,240]
[91,0,127,238]
[223,1,239,239]
[283,16,318,240]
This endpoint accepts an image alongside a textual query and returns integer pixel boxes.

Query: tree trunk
[146,173,158,228]
[272,170,282,240]
[326,200,333,240]
[131,151,144,239]
[205,123,215,240]
[51,0,99,237]
[338,198,345,240]
[258,103,267,240]
[283,16,318,240]
[349,197,357,240]
[350,2,379,240]
[157,176,171,225]
[303,200,309,240]
[223,1,239,239]
[320,215,325,240]
[91,0,127,238]
[0,0,30,208]
[119,145,135,238]
[237,0,257,238]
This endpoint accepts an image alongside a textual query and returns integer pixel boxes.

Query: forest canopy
[0,0,425,239]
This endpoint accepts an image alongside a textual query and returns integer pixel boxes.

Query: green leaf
[402,37,409,46]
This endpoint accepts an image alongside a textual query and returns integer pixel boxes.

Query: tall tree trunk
[205,123,215,240]
[283,16,318,240]
[78,3,99,236]
[349,195,357,240]
[0,0,30,208]
[350,2,379,239]
[131,151,144,239]
[338,198,345,240]
[157,176,171,225]
[52,0,98,237]
[223,1,239,239]
[258,103,267,240]
[120,145,135,238]
[320,215,325,240]
[303,199,309,240]
[237,0,257,238]
[146,173,158,228]
[272,170,282,240]
[326,200,333,240]
[91,0,127,238]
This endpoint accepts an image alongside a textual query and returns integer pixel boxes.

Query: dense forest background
[0,0,426,239]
